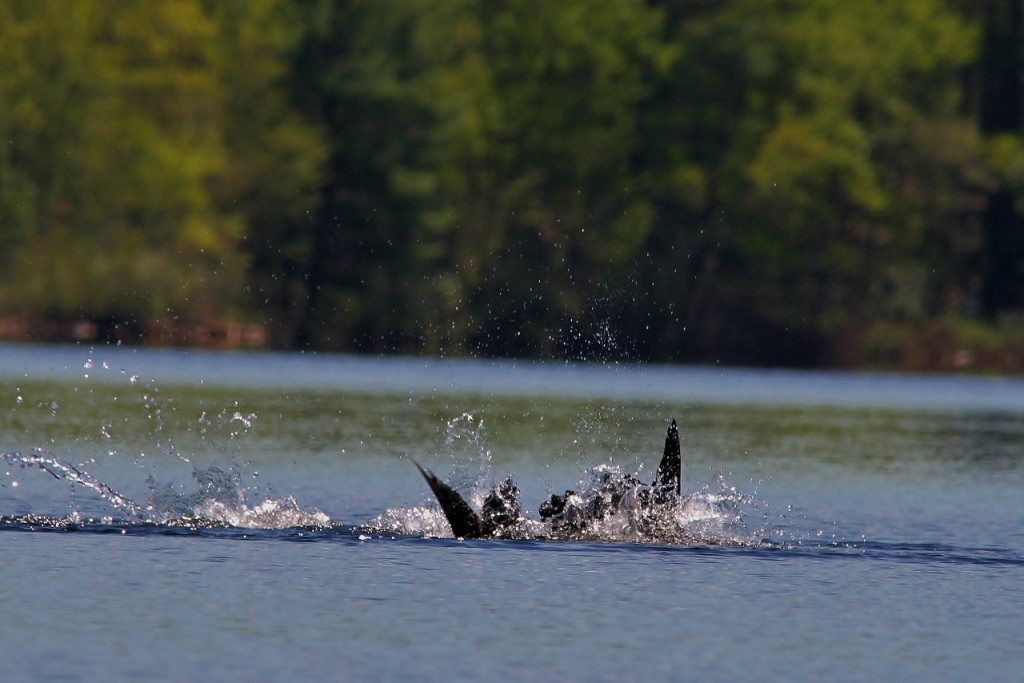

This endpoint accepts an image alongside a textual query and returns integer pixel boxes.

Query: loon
[413,462,521,539]
[538,418,681,533]
[415,419,682,539]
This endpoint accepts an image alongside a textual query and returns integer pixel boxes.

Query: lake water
[1,343,1023,681]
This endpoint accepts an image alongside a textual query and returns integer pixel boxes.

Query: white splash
[145,463,331,529]
[1,450,331,530]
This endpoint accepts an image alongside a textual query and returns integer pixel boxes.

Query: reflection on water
[693,404,1024,476]
[3,344,1024,681]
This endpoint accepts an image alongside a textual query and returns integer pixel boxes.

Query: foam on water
[144,462,331,528]
[2,449,332,529]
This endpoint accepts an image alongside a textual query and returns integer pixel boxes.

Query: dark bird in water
[539,419,682,532]
[415,419,682,539]
[655,418,682,500]
[413,462,521,539]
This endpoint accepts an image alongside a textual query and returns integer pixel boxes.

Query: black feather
[413,461,484,539]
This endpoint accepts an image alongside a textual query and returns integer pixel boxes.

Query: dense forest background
[2,0,1023,370]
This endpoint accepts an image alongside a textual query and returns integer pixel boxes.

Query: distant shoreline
[1,315,1020,376]
[0,317,267,351]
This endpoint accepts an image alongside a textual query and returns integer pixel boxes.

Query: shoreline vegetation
[0,317,267,352]
[1,315,1021,375]
[3,1,1024,373]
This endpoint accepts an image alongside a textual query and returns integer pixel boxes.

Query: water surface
[2,343,1022,681]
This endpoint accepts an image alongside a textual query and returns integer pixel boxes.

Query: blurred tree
[636,0,987,365]
[0,0,242,329]
[0,0,1016,368]
[272,0,434,351]
[410,0,671,357]
[203,0,328,344]
[274,0,669,357]
[975,0,1024,317]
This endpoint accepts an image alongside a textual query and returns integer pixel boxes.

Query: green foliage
[0,0,1020,369]
[0,0,238,319]
[630,0,993,363]
[0,0,323,324]
[406,0,670,356]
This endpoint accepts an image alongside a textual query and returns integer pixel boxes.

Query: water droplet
[231,412,253,429]
[130,374,139,384]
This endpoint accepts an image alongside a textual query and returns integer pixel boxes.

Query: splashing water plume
[371,413,759,546]
[2,449,145,521]
[146,462,330,528]
[2,365,331,530]
[368,412,499,538]
[2,449,332,529]
[443,412,494,500]
[4,356,761,545]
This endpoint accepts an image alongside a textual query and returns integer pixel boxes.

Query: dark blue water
[2,343,1023,681]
